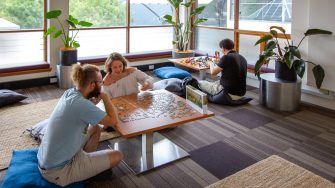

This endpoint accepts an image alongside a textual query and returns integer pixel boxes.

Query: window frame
[71,0,173,55]
[0,0,50,76]
[195,0,291,55]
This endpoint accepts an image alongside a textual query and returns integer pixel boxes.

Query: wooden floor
[0,81,335,187]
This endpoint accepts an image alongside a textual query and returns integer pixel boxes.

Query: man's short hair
[219,39,234,50]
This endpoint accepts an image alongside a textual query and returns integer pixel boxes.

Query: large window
[198,0,232,28]
[70,0,173,58]
[0,0,45,67]
[70,0,126,27]
[130,1,171,26]
[196,0,292,66]
[238,0,292,32]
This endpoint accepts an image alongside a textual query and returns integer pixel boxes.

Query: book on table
[186,85,208,114]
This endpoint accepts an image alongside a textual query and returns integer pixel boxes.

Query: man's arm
[98,92,118,128]
[209,61,222,76]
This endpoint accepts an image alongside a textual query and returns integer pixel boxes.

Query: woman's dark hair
[104,52,128,73]
[219,39,234,50]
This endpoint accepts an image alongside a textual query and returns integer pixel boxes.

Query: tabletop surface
[109,90,214,138]
[169,56,217,71]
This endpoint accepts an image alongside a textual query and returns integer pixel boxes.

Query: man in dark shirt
[199,39,247,99]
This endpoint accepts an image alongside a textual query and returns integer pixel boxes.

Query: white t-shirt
[102,69,154,98]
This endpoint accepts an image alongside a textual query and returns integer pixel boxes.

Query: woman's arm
[103,73,113,86]
[135,70,154,90]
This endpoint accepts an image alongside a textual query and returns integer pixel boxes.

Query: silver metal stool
[260,73,301,111]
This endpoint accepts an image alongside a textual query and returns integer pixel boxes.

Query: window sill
[0,62,51,77]
[79,50,173,65]
[247,64,274,73]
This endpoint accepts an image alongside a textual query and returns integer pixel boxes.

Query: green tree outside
[0,0,126,30]
[70,0,126,27]
[0,0,43,29]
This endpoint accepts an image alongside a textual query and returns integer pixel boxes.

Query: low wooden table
[169,56,216,80]
[98,90,214,174]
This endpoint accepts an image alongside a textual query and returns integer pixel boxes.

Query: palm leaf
[312,65,325,89]
[255,35,272,46]
[46,10,61,19]
[305,29,332,36]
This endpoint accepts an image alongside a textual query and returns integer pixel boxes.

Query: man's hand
[99,92,109,101]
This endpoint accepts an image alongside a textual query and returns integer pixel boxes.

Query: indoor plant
[45,10,93,65]
[163,0,207,58]
[254,26,332,89]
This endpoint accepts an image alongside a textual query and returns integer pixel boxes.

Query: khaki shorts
[198,80,242,100]
[39,149,110,187]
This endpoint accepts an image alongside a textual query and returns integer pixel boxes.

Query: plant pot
[59,47,77,66]
[172,50,195,72]
[275,60,297,82]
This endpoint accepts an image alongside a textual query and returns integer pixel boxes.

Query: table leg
[109,132,189,174]
[142,133,154,170]
[199,70,207,80]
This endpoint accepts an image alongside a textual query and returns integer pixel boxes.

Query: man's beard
[87,85,101,99]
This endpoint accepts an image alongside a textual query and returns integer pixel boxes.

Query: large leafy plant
[254,26,332,89]
[45,10,93,48]
[163,0,207,51]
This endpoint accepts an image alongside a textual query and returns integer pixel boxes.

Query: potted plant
[45,10,93,66]
[254,26,332,89]
[163,0,207,59]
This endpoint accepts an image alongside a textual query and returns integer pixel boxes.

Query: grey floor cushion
[153,78,183,92]
[0,89,27,107]
[26,119,48,142]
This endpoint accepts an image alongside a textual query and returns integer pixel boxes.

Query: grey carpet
[189,141,257,179]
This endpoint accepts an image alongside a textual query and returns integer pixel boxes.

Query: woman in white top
[102,52,154,99]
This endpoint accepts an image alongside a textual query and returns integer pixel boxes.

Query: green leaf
[181,1,192,7]
[293,59,305,78]
[68,15,78,25]
[163,15,175,25]
[44,26,55,37]
[194,18,207,25]
[270,26,286,33]
[67,20,76,28]
[284,52,294,68]
[254,55,266,76]
[191,6,206,16]
[255,35,273,46]
[270,30,278,37]
[172,40,178,45]
[263,50,274,57]
[73,41,80,48]
[78,21,93,27]
[52,30,62,39]
[167,0,182,9]
[305,29,332,36]
[46,10,61,19]
[289,46,301,59]
[312,65,325,89]
[264,41,276,51]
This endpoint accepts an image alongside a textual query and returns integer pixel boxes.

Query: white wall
[283,0,335,110]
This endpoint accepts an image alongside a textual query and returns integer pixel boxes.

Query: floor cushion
[153,78,184,96]
[26,119,49,142]
[153,66,191,79]
[0,89,27,107]
[153,78,183,92]
[1,149,84,188]
[206,89,253,106]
